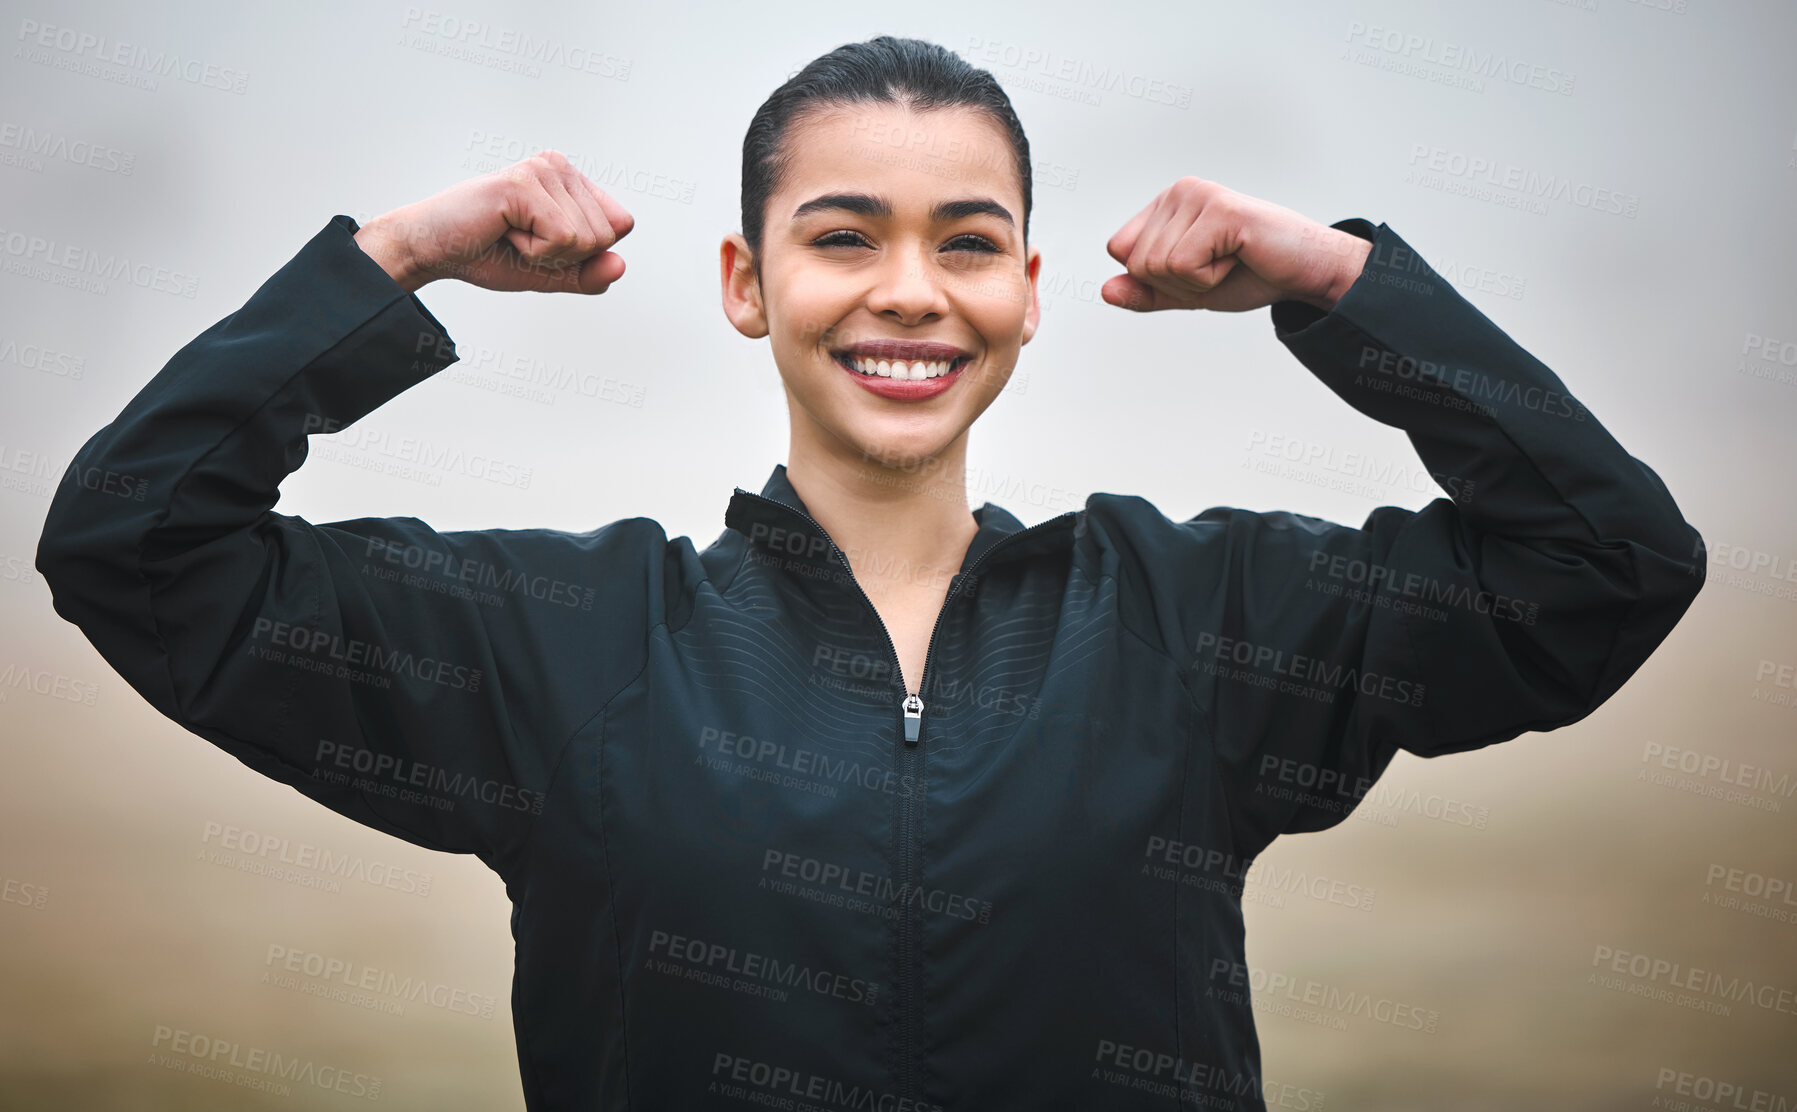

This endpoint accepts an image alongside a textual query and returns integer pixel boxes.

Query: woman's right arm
[34,154,654,878]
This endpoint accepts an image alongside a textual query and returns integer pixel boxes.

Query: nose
[863,244,950,323]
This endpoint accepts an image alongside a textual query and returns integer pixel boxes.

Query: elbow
[36,504,98,627]
[1619,458,1706,596]
[1603,460,1706,612]
[36,480,87,598]
[1600,516,1705,696]
[1670,521,1707,606]
[1608,518,1705,639]
[1638,509,1706,615]
[34,466,145,618]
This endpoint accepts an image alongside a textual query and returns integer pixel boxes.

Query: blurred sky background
[3,0,1795,1108]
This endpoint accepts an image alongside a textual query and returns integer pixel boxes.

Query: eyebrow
[790,192,1014,229]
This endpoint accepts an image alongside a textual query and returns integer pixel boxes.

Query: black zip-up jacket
[36,214,1705,1110]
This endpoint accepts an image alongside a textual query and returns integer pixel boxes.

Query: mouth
[831,351,973,381]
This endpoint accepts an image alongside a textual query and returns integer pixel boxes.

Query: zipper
[735,489,1076,736]
[735,490,1077,1101]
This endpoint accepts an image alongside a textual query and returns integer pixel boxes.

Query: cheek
[771,272,854,353]
[969,286,1029,340]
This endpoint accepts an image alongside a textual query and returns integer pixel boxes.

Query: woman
[37,34,1704,1112]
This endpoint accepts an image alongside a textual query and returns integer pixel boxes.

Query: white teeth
[842,354,961,379]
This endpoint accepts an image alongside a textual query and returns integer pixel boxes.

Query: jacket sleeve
[1112,218,1705,857]
[34,214,661,876]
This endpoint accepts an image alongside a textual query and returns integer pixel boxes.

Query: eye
[811,230,871,249]
[809,230,1003,253]
[945,234,1001,254]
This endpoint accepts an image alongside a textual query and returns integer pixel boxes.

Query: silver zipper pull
[902,693,923,745]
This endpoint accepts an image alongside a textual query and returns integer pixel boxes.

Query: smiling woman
[35,31,1706,1112]
[719,79,1047,687]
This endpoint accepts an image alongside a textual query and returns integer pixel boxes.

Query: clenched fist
[354,149,633,295]
[1102,177,1370,314]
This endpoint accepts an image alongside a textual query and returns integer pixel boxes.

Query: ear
[720,233,767,340]
[1019,244,1043,346]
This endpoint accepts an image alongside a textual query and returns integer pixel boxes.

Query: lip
[835,339,972,364]
[832,349,970,400]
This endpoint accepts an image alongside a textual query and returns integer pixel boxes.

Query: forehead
[774,103,1019,214]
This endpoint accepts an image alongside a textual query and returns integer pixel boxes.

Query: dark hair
[739,35,1032,281]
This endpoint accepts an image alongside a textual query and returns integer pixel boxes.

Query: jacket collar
[725,462,1073,576]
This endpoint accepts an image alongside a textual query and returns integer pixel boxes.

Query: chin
[845,432,957,473]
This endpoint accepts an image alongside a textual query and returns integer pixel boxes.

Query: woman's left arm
[1101,180,1707,852]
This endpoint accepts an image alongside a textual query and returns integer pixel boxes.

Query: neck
[783,434,982,597]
